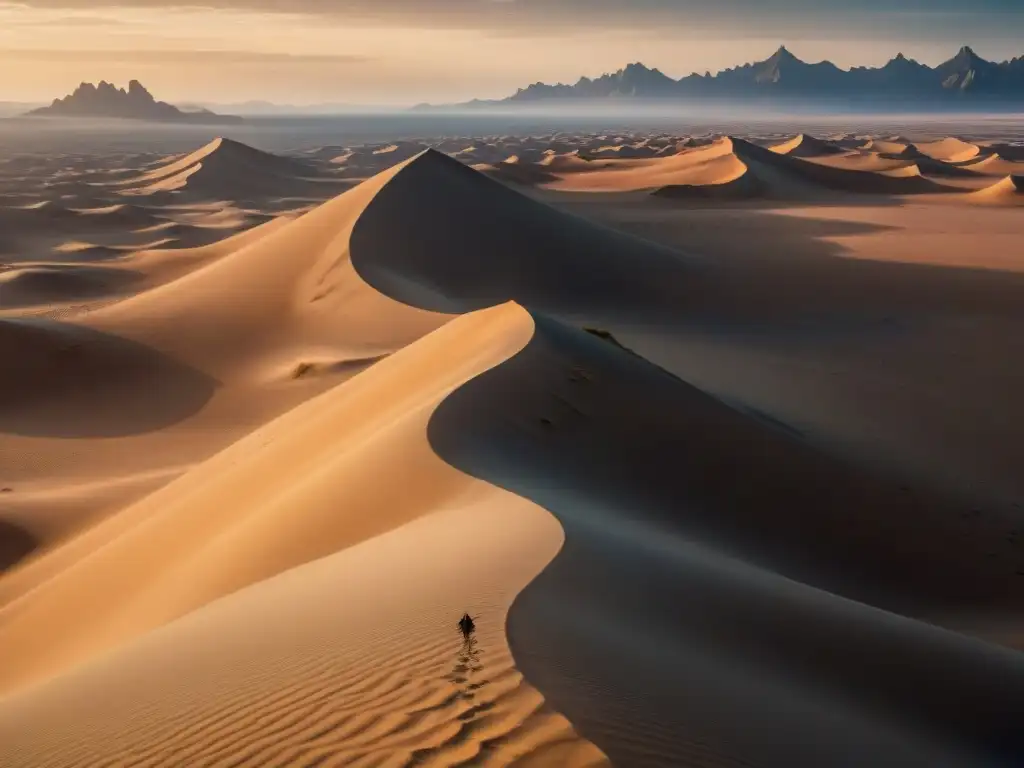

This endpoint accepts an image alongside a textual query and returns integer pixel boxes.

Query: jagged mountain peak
[26,80,241,123]
[423,45,1024,109]
[769,45,800,62]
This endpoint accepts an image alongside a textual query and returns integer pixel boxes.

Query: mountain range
[26,80,242,123]
[418,46,1024,109]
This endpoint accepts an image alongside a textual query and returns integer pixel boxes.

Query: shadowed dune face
[972,174,1024,204]
[110,137,344,203]
[770,133,845,157]
[349,150,695,318]
[0,264,142,308]
[0,520,36,572]
[728,137,950,195]
[0,319,215,437]
[428,313,1024,767]
[430,316,1024,619]
[547,136,962,200]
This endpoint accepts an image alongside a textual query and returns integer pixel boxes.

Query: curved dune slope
[0,201,161,235]
[962,153,1024,177]
[112,137,332,199]
[770,133,844,157]
[471,160,560,186]
[915,137,983,163]
[0,264,140,308]
[348,150,692,316]
[428,314,1024,767]
[652,137,949,199]
[1,148,691,695]
[87,153,453,375]
[970,175,1024,204]
[0,318,214,439]
[0,520,36,572]
[0,304,606,766]
[0,304,522,693]
[859,139,914,155]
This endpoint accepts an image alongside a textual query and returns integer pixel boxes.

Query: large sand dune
[1,125,1023,767]
[971,174,1024,204]
[770,133,845,157]
[113,137,343,201]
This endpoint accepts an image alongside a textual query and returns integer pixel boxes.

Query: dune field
[1,126,1023,767]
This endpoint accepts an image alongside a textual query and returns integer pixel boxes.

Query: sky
[0,1,1022,106]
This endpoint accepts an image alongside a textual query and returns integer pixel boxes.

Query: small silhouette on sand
[458,613,476,640]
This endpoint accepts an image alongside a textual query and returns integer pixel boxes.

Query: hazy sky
[0,1,1022,105]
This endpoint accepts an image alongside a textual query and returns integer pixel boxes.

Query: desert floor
[1,119,1023,767]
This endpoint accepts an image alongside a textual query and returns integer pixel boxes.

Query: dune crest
[971,174,1024,203]
[0,303,608,766]
[111,137,336,200]
[770,133,844,157]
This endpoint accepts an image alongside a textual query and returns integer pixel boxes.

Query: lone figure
[458,613,476,640]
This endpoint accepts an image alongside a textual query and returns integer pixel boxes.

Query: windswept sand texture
[1,126,1024,767]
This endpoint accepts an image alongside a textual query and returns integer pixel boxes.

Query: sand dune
[537,150,597,170]
[113,137,337,200]
[915,137,983,163]
[70,202,163,227]
[0,201,153,232]
[963,153,1024,177]
[971,174,1024,204]
[518,135,956,198]
[647,137,950,199]
[125,137,317,186]
[770,133,844,157]
[858,138,912,155]
[1,126,1023,767]
[472,161,560,185]
[0,303,606,766]
[0,264,139,308]
[430,312,1024,767]
[346,150,692,316]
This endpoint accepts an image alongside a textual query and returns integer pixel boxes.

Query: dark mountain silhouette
[26,80,242,123]
[418,46,1024,109]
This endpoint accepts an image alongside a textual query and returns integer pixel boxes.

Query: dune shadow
[426,314,1024,767]
[0,264,145,309]
[0,318,216,437]
[0,518,36,573]
[551,200,1024,338]
[347,150,696,319]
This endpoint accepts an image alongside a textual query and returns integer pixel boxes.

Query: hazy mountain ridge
[26,80,242,124]
[419,46,1024,109]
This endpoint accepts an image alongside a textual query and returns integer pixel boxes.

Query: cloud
[0,48,371,65]
[3,14,128,25]
[8,0,1024,33]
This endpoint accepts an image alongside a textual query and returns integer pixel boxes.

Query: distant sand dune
[0,264,140,308]
[915,137,983,163]
[962,153,1024,177]
[648,137,951,199]
[858,139,912,155]
[770,133,845,157]
[970,174,1024,204]
[471,161,560,186]
[113,137,338,200]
